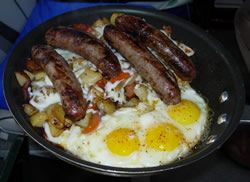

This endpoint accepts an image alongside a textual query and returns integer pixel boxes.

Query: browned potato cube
[97,99,116,114]
[46,104,65,129]
[24,70,35,80]
[134,84,148,102]
[34,71,46,81]
[23,104,38,116]
[48,121,64,137]
[64,118,73,128]
[30,112,48,127]
[15,71,30,87]
[92,17,110,28]
[79,68,102,87]
[124,97,140,107]
[110,13,123,25]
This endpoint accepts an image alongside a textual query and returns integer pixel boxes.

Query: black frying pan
[3,5,245,176]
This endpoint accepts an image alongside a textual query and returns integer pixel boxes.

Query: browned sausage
[31,45,87,121]
[104,25,180,105]
[115,14,196,82]
[45,26,121,79]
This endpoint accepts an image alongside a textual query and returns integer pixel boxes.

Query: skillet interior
[3,5,245,176]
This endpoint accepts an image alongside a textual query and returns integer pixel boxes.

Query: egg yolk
[146,123,183,152]
[105,128,140,156]
[167,99,201,125]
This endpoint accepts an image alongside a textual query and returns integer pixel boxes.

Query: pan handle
[0,109,25,136]
[240,105,250,124]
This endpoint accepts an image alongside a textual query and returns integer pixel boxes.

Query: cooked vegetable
[24,70,35,80]
[92,17,110,28]
[30,112,48,127]
[96,78,107,88]
[34,71,46,81]
[110,13,123,25]
[76,112,91,128]
[46,104,65,129]
[15,71,30,87]
[71,23,94,34]
[124,97,140,107]
[64,118,73,128]
[48,121,64,137]
[134,84,148,102]
[79,68,102,87]
[23,104,38,116]
[91,87,104,99]
[110,72,130,83]
[125,83,136,99]
[83,112,100,133]
[97,99,116,114]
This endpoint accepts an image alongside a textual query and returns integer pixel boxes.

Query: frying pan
[3,5,245,176]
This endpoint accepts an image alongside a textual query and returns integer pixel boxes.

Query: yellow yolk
[167,99,201,125]
[105,128,140,156]
[146,123,183,152]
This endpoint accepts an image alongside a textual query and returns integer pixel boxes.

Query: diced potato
[23,104,38,116]
[92,17,110,28]
[79,68,102,87]
[76,112,91,128]
[124,97,140,107]
[24,70,35,80]
[110,13,123,25]
[46,104,65,129]
[97,99,116,114]
[134,84,148,102]
[34,71,46,81]
[64,118,73,128]
[92,96,102,106]
[48,121,64,137]
[114,80,126,92]
[91,87,104,99]
[30,112,48,127]
[15,71,30,87]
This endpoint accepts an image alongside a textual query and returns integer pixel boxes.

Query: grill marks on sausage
[115,14,196,82]
[31,45,87,121]
[45,26,121,79]
[104,25,180,104]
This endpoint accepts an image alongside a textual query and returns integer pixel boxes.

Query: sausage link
[115,14,196,82]
[45,26,121,79]
[104,25,180,105]
[31,45,87,121]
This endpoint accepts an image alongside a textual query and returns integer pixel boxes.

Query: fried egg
[150,84,209,147]
[45,106,191,167]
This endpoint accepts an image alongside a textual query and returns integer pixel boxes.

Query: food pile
[15,13,210,167]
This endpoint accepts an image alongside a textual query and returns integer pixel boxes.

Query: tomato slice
[110,72,130,83]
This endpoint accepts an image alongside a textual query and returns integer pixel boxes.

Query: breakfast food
[45,26,122,79]
[115,14,196,81]
[15,13,210,167]
[31,45,87,121]
[103,24,180,104]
